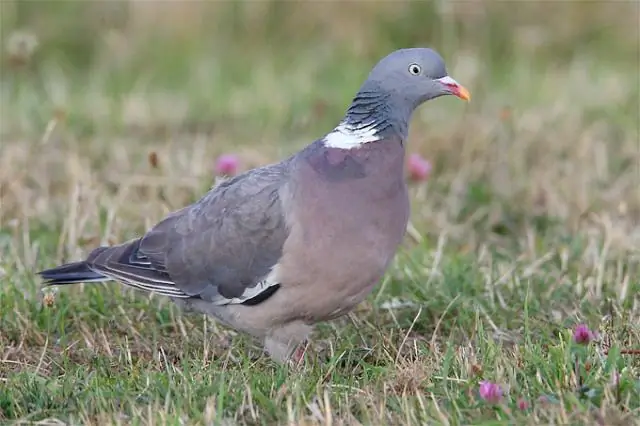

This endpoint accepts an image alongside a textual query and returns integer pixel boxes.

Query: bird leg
[290,340,309,366]
[264,321,312,365]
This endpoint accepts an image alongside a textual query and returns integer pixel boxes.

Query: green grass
[1,1,639,424]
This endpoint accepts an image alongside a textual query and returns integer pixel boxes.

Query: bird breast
[274,141,410,321]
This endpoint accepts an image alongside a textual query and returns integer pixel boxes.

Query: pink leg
[291,340,309,366]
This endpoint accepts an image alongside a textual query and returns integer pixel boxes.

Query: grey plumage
[38,47,470,364]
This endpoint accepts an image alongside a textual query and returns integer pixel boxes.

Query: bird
[38,47,470,364]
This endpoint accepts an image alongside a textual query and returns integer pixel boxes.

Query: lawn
[1,1,639,425]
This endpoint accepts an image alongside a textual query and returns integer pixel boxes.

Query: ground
[1,2,639,425]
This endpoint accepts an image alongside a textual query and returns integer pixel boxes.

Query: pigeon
[38,47,470,364]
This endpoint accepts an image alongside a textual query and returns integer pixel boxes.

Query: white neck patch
[322,121,382,149]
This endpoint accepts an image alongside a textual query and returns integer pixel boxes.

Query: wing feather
[71,162,292,304]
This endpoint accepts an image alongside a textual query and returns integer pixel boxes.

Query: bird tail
[38,261,109,286]
[37,241,190,298]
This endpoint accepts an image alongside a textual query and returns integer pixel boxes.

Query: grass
[1,1,639,424]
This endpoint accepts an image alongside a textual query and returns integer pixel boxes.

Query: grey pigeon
[38,48,470,364]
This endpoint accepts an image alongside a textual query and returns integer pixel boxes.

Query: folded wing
[42,162,291,306]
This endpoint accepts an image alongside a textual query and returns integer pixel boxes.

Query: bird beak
[436,76,471,101]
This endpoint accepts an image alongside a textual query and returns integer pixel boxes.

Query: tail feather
[37,241,191,299]
[38,261,108,286]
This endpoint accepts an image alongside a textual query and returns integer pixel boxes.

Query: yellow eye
[408,63,422,75]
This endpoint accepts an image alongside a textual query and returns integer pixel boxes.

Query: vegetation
[1,1,638,424]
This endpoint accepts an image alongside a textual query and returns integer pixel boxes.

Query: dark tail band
[38,261,107,286]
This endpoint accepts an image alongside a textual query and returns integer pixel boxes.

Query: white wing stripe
[212,264,280,305]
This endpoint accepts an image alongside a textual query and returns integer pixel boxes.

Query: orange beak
[436,76,471,101]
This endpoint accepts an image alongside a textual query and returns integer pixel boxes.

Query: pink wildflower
[215,154,240,176]
[479,381,503,404]
[517,398,529,411]
[573,323,595,345]
[407,153,432,182]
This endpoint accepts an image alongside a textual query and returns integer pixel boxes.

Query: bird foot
[284,341,310,370]
[291,342,308,365]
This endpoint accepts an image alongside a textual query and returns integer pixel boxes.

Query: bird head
[365,47,470,108]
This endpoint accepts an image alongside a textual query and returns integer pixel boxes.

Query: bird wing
[86,162,291,305]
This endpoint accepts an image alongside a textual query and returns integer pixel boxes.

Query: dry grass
[1,1,639,424]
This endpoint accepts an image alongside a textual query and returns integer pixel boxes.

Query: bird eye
[408,64,422,75]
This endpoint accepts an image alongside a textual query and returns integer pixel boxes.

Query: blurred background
[1,0,639,258]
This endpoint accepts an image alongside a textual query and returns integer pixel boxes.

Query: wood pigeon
[38,47,470,364]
